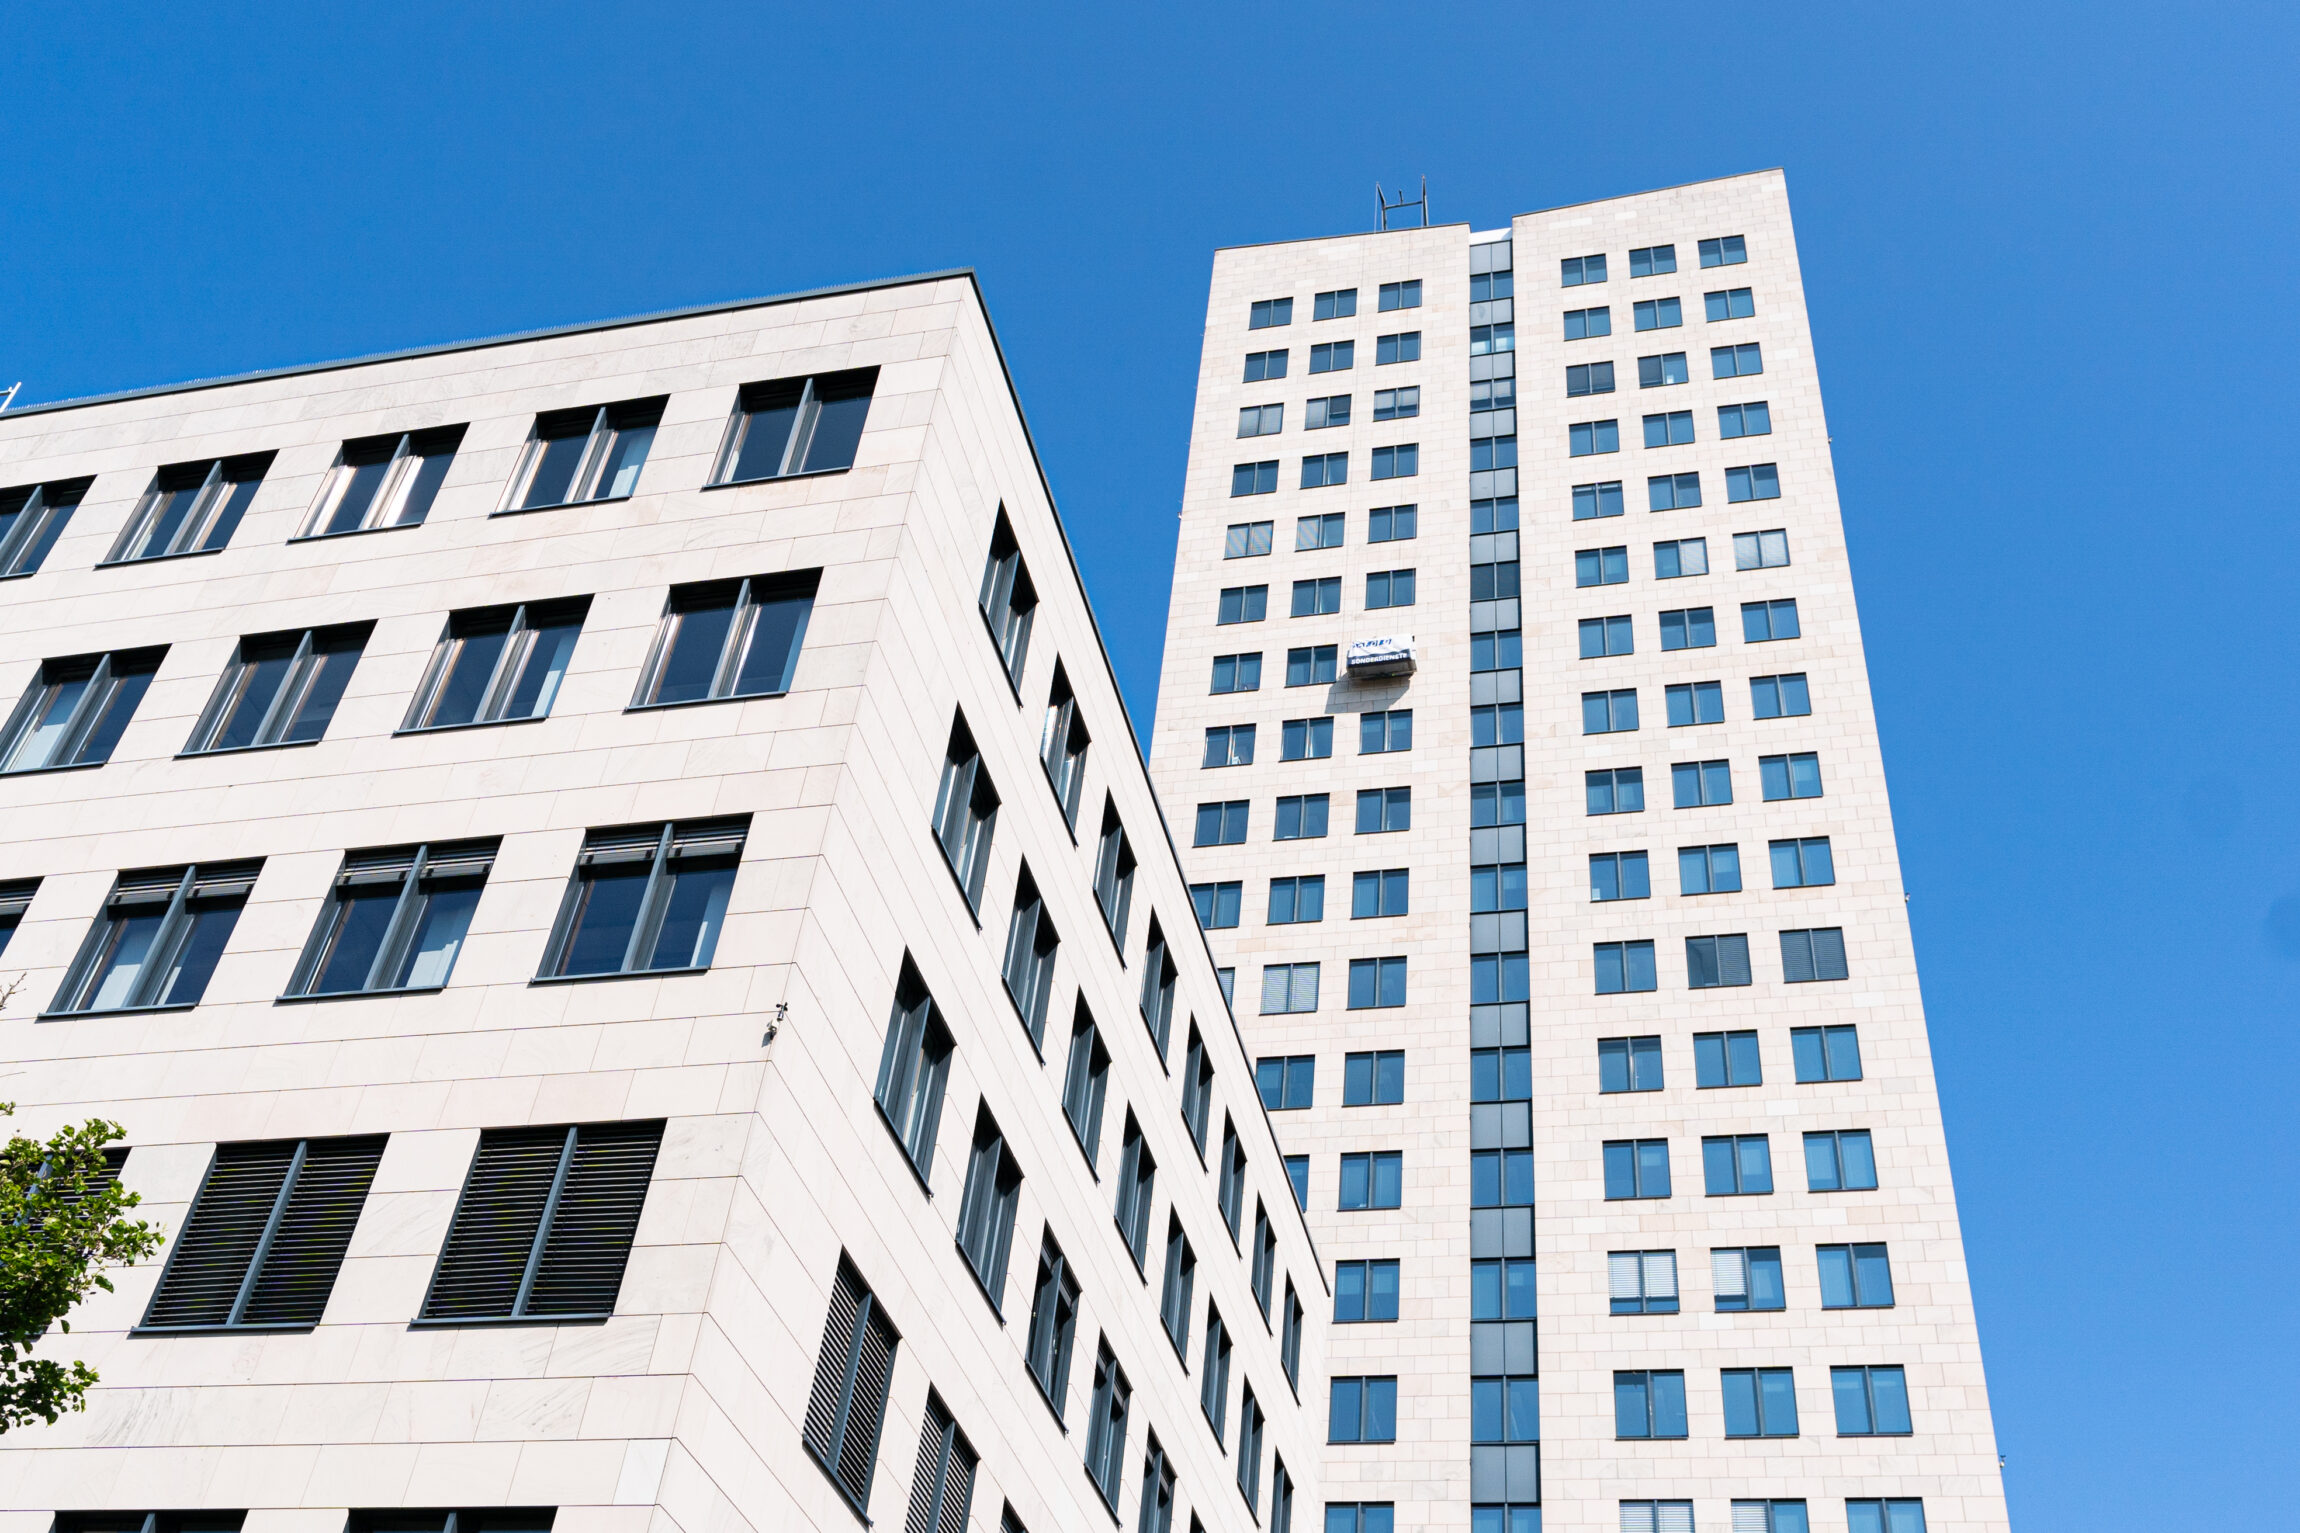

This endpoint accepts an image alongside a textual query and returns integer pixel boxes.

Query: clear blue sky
[6,3,2294,1524]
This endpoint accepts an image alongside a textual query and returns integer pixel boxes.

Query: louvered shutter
[804,1261,867,1466]
[1607,1253,1643,1301]
[1813,927,1848,980]
[1656,1504,1695,1533]
[1781,930,1816,983]
[667,817,748,863]
[189,860,263,900]
[1260,966,1289,1014]
[904,1403,949,1533]
[1712,1248,1747,1300]
[1620,1505,1657,1533]
[421,1127,565,1320]
[1643,1251,1678,1300]
[1719,933,1752,986]
[840,1294,899,1503]
[1732,1503,1774,1533]
[142,1141,297,1328]
[0,878,37,919]
[524,1120,664,1317]
[237,1134,386,1325]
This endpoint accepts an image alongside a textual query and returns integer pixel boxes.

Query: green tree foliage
[0,1105,163,1431]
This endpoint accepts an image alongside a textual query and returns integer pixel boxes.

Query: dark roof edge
[0,268,977,421]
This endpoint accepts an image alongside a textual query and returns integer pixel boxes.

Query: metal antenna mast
[1376,178,1429,231]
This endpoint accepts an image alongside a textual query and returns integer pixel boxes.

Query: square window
[0,475,92,576]
[1218,585,1268,624]
[1699,235,1748,267]
[1637,351,1690,388]
[1370,444,1418,480]
[1286,644,1338,686]
[1260,963,1321,1015]
[1232,460,1280,497]
[1351,869,1411,919]
[1642,410,1695,448]
[1586,767,1645,815]
[1343,1049,1405,1104]
[1250,298,1293,329]
[1770,836,1836,889]
[1712,342,1764,379]
[1224,520,1275,559]
[302,426,466,537]
[1649,471,1702,511]
[1337,1151,1403,1209]
[1589,852,1650,902]
[1659,606,1716,650]
[1297,512,1345,550]
[1244,349,1288,382]
[1792,1024,1863,1082]
[1275,793,1330,840]
[1599,1036,1664,1092]
[1782,927,1851,983]
[1372,387,1420,422]
[1686,933,1753,988]
[1742,597,1800,641]
[1722,1367,1799,1437]
[1306,394,1351,429]
[1471,862,1528,913]
[1819,1242,1896,1309]
[1365,568,1416,608]
[1832,1366,1912,1436]
[1368,504,1417,541]
[1805,1128,1878,1190]
[1630,244,1677,276]
[1735,529,1791,569]
[1202,723,1255,768]
[1719,400,1773,438]
[1759,752,1824,800]
[1378,279,1423,311]
[1703,1134,1774,1195]
[1256,1055,1317,1110]
[1573,480,1625,520]
[52,860,261,1013]
[1335,1259,1402,1322]
[1301,452,1349,488]
[541,818,747,977]
[1582,688,1639,734]
[1564,306,1611,340]
[1595,941,1658,995]
[503,398,663,510]
[1695,1030,1763,1087]
[1310,340,1356,373]
[1654,538,1709,579]
[1569,419,1621,457]
[1314,288,1358,320]
[1472,495,1520,533]
[1355,787,1411,833]
[107,452,273,563]
[1209,652,1261,693]
[1193,800,1249,847]
[1266,874,1326,925]
[1292,576,1343,616]
[1751,672,1812,717]
[1561,253,1607,286]
[1567,361,1616,397]
[1632,298,1681,332]
[1672,759,1732,807]
[1190,880,1241,930]
[290,838,497,995]
[1714,1246,1787,1312]
[1579,614,1634,658]
[1705,287,1756,321]
[1346,956,1408,1010]
[1678,842,1741,895]
[1613,1369,1688,1438]
[1665,680,1725,726]
[404,599,588,732]
[1282,715,1334,760]
[1576,545,1629,586]
[1376,332,1422,364]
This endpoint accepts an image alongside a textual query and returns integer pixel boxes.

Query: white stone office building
[1151,172,2010,1533]
[0,275,1325,1533]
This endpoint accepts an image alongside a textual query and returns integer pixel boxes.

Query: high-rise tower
[1150,171,2010,1533]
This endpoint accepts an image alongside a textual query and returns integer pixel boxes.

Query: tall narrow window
[978,512,1038,688]
[0,647,164,772]
[501,398,664,510]
[1140,919,1178,1055]
[632,573,817,706]
[1139,1433,1177,1533]
[299,426,465,537]
[1217,1118,1246,1237]
[713,368,878,482]
[875,962,952,1180]
[539,817,746,977]
[105,453,273,563]
[956,1108,1023,1304]
[1063,1002,1111,1162]
[1040,665,1091,827]
[1084,1342,1132,1509]
[1026,1235,1081,1412]
[1201,1309,1232,1436]
[905,1392,978,1533]
[287,840,495,996]
[932,716,1000,910]
[1237,1387,1266,1507]
[1251,1203,1276,1315]
[1094,801,1136,944]
[1001,867,1059,1048]
[802,1254,901,1513]
[1270,1458,1295,1533]
[138,1134,386,1331]
[51,860,261,1014]
[184,623,370,754]
[0,476,91,576]
[418,1119,665,1322]
[1180,1024,1215,1155]
[1113,1114,1157,1267]
[1160,1218,1196,1355]
[1281,1280,1304,1386]
[401,598,588,730]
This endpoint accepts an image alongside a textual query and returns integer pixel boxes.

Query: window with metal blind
[401,599,588,731]
[1026,1235,1080,1413]
[417,1120,662,1324]
[501,397,664,510]
[955,1108,1021,1306]
[712,368,877,484]
[1260,963,1319,1015]
[1713,1246,1786,1312]
[1039,666,1090,828]
[1731,1503,1810,1533]
[1139,919,1177,1055]
[876,962,952,1181]
[50,860,262,1014]
[1225,519,1276,556]
[632,572,818,707]
[299,425,466,538]
[1782,927,1851,983]
[1112,1115,1157,1268]
[1845,1499,1926,1533]
[0,475,90,577]
[105,452,274,563]
[344,1512,556,1533]
[287,840,495,997]
[540,818,746,977]
[976,513,1040,690]
[0,646,166,773]
[803,1254,901,1513]
[1620,1501,1695,1533]
[1093,801,1135,944]
[0,877,38,958]
[1687,933,1753,988]
[1609,1250,1679,1314]
[182,622,369,754]
[138,1134,386,1332]
[902,1390,977,1533]
[1083,1341,1131,1508]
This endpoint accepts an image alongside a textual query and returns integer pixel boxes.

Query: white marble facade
[1149,173,2012,1531]
[0,276,1321,1533]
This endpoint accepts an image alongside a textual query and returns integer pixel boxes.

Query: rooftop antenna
[0,383,19,414]
[1376,178,1429,231]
